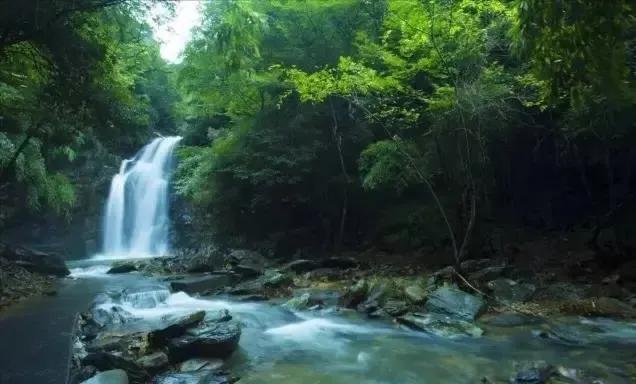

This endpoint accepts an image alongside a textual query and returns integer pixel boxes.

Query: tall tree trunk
[330,100,349,254]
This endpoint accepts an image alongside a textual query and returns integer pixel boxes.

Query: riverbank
[0,243,70,310]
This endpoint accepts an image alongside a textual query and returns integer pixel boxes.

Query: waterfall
[101,136,182,258]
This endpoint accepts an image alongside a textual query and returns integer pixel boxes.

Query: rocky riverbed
[65,248,636,383]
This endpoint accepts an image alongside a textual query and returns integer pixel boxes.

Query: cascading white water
[101,136,182,258]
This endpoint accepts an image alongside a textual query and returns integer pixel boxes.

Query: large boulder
[80,369,129,384]
[152,371,229,384]
[425,286,485,321]
[357,283,389,314]
[398,313,484,338]
[90,305,136,329]
[168,321,241,362]
[0,243,70,276]
[169,274,233,295]
[107,263,138,274]
[225,249,265,277]
[282,293,312,310]
[228,270,292,296]
[404,284,427,304]
[183,246,225,273]
[340,279,368,308]
[148,311,206,348]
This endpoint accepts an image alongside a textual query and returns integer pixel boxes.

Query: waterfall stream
[101,136,181,258]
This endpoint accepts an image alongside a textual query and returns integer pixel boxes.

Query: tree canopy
[1,0,635,265]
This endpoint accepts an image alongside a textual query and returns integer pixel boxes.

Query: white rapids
[100,136,181,259]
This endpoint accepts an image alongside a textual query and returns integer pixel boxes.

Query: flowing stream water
[69,266,636,384]
[101,136,181,259]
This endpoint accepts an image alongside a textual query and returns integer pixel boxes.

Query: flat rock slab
[398,313,484,338]
[168,321,241,362]
[169,275,232,294]
[80,369,129,384]
[425,286,485,321]
[148,311,206,347]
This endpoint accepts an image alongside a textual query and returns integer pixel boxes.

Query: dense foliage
[0,0,177,228]
[2,1,635,266]
[172,0,635,265]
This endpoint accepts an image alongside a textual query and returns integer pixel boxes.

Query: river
[1,258,634,383]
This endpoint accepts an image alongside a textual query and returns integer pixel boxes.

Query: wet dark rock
[107,263,138,274]
[183,246,224,273]
[304,268,342,280]
[383,299,409,317]
[293,288,342,307]
[281,259,320,273]
[167,320,241,362]
[228,279,265,295]
[425,285,485,321]
[80,369,129,384]
[169,274,233,294]
[91,305,136,328]
[137,352,169,373]
[232,264,262,278]
[487,279,536,304]
[282,293,312,310]
[82,352,149,384]
[263,271,293,288]
[151,370,229,384]
[357,283,388,314]
[404,284,427,304]
[368,308,390,319]
[86,333,142,353]
[179,358,223,372]
[0,243,70,276]
[398,313,484,338]
[148,311,206,348]
[72,365,98,384]
[205,309,232,323]
[228,271,292,295]
[226,249,265,277]
[341,279,368,308]
[511,361,555,383]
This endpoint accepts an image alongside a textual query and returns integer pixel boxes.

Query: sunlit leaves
[359,140,423,193]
